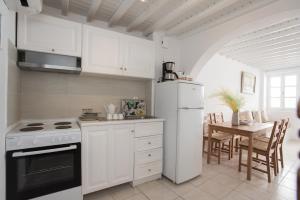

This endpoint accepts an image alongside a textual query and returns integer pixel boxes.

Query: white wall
[196,54,262,121]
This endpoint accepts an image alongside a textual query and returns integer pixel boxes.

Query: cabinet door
[17,14,82,57]
[123,37,155,79]
[82,25,123,75]
[110,125,134,186]
[82,126,111,194]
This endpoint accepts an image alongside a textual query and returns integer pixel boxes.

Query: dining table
[207,122,274,180]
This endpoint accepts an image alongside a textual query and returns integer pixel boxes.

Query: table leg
[247,134,253,180]
[207,125,212,164]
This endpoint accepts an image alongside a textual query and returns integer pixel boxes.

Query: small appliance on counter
[121,99,146,118]
[162,62,178,82]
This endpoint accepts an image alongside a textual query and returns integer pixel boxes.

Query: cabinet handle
[51,48,55,52]
[148,142,152,145]
[120,67,123,70]
[124,67,127,71]
[131,130,135,133]
[148,154,152,157]
[148,169,152,172]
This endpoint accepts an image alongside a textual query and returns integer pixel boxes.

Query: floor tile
[137,181,178,200]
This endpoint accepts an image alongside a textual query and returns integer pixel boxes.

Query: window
[269,75,297,109]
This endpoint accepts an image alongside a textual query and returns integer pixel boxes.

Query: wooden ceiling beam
[127,0,171,32]
[61,0,70,16]
[87,0,103,22]
[109,0,136,27]
[165,0,240,36]
[143,0,204,35]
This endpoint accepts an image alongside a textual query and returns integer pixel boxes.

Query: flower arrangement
[212,89,245,113]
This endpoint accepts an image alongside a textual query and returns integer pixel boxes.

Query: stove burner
[55,125,72,129]
[20,127,44,132]
[54,122,72,126]
[27,123,44,126]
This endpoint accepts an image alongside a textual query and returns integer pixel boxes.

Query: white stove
[6,120,81,151]
[6,119,82,200]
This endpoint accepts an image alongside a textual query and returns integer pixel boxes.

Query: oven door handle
[12,145,77,158]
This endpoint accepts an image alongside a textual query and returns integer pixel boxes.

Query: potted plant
[212,89,245,126]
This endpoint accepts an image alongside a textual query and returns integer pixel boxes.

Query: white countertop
[78,118,164,127]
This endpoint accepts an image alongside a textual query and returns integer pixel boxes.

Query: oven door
[6,143,81,200]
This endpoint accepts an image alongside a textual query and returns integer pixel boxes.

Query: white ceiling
[43,0,278,36]
[219,17,300,71]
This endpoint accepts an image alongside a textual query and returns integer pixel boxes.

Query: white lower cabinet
[81,121,163,194]
[82,125,134,194]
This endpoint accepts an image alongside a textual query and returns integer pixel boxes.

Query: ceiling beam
[221,32,300,54]
[87,0,103,22]
[127,0,171,32]
[220,36,300,55]
[61,0,70,16]
[109,0,136,27]
[223,26,300,51]
[143,0,204,35]
[223,42,300,58]
[166,0,240,36]
[239,55,300,64]
[226,18,300,46]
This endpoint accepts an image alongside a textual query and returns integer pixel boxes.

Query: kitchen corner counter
[78,118,164,127]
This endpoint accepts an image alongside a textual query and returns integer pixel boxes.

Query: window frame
[267,70,299,111]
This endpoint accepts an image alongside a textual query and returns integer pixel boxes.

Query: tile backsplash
[21,71,148,119]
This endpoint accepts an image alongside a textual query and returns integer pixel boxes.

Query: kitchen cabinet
[17,14,82,57]
[110,125,134,186]
[82,124,134,194]
[123,36,155,78]
[80,120,164,194]
[82,25,155,79]
[82,125,111,194]
[82,25,123,76]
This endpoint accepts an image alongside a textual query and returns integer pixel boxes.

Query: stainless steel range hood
[17,50,82,74]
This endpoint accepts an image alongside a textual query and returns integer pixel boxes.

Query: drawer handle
[148,154,152,157]
[51,48,55,52]
[148,142,152,145]
[148,169,152,172]
[131,130,135,133]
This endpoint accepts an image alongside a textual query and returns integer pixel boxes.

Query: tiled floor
[84,140,300,200]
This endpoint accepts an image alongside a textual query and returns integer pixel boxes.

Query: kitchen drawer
[135,135,162,151]
[134,161,162,180]
[135,122,163,137]
[135,148,162,165]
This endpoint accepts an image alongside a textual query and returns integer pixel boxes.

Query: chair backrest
[213,112,224,124]
[203,113,214,135]
[279,118,289,145]
[267,120,283,153]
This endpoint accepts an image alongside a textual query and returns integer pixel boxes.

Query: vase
[232,112,240,126]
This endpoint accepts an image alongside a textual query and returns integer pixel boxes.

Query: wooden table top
[208,122,274,133]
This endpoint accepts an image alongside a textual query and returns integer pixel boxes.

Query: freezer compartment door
[176,109,203,183]
[178,83,204,109]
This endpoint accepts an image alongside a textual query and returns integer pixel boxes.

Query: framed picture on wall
[241,71,256,95]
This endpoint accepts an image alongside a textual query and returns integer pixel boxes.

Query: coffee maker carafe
[162,62,178,81]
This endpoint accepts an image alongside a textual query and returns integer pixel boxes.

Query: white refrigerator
[155,81,204,184]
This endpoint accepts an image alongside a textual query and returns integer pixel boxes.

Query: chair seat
[204,132,232,141]
[254,136,269,143]
[240,139,268,152]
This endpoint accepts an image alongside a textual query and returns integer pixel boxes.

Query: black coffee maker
[162,62,178,81]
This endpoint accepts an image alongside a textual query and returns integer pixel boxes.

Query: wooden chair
[238,120,283,182]
[203,113,233,164]
[255,118,289,171]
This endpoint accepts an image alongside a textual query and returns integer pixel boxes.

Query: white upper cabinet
[82,25,123,75]
[82,25,155,79]
[123,36,155,79]
[17,14,82,57]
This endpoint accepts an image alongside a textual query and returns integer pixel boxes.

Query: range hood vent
[17,50,82,74]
